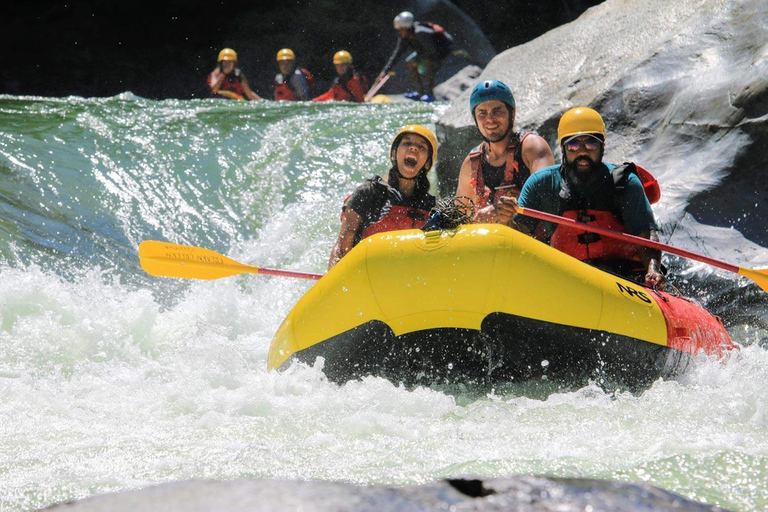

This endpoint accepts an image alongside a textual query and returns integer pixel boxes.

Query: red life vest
[550,163,660,263]
[633,164,661,204]
[208,72,244,98]
[469,133,532,209]
[274,68,315,101]
[360,205,431,239]
[550,210,643,262]
[313,72,370,103]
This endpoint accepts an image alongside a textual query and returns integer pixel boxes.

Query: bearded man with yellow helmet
[312,51,370,103]
[329,125,437,268]
[511,107,666,289]
[207,48,260,101]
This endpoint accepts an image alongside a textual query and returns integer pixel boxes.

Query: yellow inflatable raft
[268,224,735,387]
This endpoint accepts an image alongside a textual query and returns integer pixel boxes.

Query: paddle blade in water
[139,240,258,280]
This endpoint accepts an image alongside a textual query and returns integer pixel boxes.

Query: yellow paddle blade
[138,240,258,280]
[739,266,768,293]
[216,90,245,101]
[369,94,392,104]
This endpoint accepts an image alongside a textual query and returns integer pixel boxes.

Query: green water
[0,94,766,511]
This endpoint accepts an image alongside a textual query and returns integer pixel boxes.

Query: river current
[1,94,766,511]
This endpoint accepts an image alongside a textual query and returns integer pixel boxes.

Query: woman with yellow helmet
[312,51,370,103]
[328,125,438,268]
[207,48,260,101]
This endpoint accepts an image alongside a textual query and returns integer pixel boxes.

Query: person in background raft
[312,51,370,103]
[374,11,454,102]
[207,48,261,101]
[329,125,437,269]
[456,80,554,225]
[510,107,666,288]
[274,48,314,101]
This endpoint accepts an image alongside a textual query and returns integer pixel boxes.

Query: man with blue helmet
[456,80,554,225]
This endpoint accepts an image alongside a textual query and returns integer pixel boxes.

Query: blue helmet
[469,80,516,116]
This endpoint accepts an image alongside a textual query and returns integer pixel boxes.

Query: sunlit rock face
[437,0,768,266]
[42,476,734,511]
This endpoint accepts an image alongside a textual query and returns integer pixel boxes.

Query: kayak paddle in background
[138,241,323,281]
[215,90,246,101]
[364,72,393,102]
[516,206,768,293]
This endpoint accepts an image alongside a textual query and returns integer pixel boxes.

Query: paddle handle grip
[259,267,323,281]
[517,207,740,274]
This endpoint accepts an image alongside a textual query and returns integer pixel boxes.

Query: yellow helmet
[557,107,606,144]
[276,48,296,62]
[333,50,353,65]
[391,124,438,169]
[218,48,238,62]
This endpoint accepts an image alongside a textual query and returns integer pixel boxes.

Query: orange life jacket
[469,132,532,208]
[550,163,660,263]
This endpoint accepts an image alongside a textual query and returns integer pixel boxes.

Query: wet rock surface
[436,0,768,267]
[40,476,733,511]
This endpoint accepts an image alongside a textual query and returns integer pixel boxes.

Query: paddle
[365,72,393,102]
[516,206,768,293]
[138,240,323,281]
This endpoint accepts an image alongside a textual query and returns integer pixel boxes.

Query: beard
[564,155,601,185]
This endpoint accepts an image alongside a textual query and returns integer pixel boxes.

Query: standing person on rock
[274,48,314,101]
[312,51,370,103]
[455,80,554,225]
[510,107,666,288]
[374,11,454,102]
[207,48,261,101]
[329,125,438,269]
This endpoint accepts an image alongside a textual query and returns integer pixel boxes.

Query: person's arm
[208,68,224,93]
[312,88,335,102]
[521,134,555,172]
[619,170,666,289]
[240,76,261,101]
[636,230,666,289]
[328,208,363,269]
[455,155,480,217]
[508,170,552,238]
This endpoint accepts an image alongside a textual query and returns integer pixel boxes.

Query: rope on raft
[421,196,475,231]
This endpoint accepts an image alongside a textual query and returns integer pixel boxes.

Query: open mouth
[403,156,419,168]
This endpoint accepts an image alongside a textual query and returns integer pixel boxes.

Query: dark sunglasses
[564,137,602,152]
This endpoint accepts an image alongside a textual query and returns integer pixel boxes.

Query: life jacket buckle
[577,232,601,244]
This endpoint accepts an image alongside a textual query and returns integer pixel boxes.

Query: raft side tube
[268,225,673,371]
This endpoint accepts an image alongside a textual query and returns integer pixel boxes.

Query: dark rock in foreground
[40,476,731,511]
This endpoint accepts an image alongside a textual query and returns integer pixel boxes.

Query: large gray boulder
[40,476,732,511]
[436,0,768,266]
